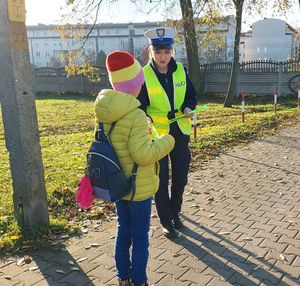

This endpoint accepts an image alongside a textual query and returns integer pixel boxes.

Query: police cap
[144,27,176,49]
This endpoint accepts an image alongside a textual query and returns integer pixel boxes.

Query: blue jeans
[114,197,152,285]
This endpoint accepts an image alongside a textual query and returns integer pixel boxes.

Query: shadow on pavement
[32,246,96,285]
[0,247,95,285]
[173,215,293,286]
[222,153,300,176]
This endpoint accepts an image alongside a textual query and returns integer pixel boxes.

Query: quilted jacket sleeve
[128,109,175,166]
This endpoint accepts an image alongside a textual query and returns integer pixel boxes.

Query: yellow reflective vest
[144,62,192,136]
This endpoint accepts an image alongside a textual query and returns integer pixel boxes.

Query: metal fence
[34,66,110,94]
[202,60,299,95]
[34,60,300,96]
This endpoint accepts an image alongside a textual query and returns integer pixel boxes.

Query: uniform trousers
[155,133,191,227]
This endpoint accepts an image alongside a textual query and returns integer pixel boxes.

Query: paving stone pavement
[1,124,300,286]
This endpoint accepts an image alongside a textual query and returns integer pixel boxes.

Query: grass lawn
[0,93,299,251]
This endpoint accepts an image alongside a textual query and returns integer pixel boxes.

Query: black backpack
[85,122,138,202]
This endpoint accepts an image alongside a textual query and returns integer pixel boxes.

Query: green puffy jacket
[94,89,175,201]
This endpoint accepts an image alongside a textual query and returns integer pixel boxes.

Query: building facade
[240,18,299,62]
[26,22,160,68]
[26,18,236,68]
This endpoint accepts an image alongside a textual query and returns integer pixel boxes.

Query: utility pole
[0,0,49,231]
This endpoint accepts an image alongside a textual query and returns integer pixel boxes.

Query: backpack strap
[95,122,116,142]
[129,163,138,201]
[107,122,116,141]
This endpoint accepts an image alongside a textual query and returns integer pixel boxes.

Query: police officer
[138,27,197,239]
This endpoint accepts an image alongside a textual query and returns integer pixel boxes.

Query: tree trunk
[179,0,202,98]
[224,0,244,107]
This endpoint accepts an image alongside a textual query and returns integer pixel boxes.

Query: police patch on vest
[175,81,186,88]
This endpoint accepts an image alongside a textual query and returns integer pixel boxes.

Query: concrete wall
[34,67,110,94]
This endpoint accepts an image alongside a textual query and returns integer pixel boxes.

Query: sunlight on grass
[0,93,299,251]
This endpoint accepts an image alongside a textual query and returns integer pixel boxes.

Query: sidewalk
[1,124,300,286]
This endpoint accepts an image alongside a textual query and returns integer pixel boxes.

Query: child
[94,51,175,286]
[138,28,197,239]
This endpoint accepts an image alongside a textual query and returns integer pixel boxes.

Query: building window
[36,52,41,57]
[46,62,50,67]
[46,51,50,57]
[45,42,49,46]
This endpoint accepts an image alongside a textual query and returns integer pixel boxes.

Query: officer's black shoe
[173,218,184,230]
[161,224,178,239]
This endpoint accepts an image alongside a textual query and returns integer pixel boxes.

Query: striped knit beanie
[106,51,144,93]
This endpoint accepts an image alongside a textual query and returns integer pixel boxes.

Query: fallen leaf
[279,253,288,263]
[17,257,25,266]
[51,241,61,245]
[17,256,31,265]
[90,243,100,247]
[286,220,296,224]
[241,237,252,241]
[59,234,70,239]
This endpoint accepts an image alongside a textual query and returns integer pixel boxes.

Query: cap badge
[156,29,165,38]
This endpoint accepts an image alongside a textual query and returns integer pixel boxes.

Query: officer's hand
[147,117,153,135]
[183,107,193,118]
